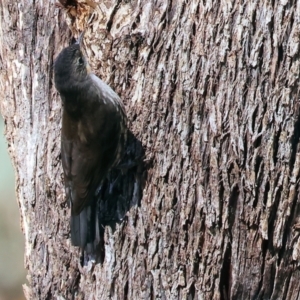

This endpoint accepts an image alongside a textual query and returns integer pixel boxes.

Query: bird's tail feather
[70,201,100,253]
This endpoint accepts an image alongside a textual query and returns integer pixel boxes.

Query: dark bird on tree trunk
[54,34,127,252]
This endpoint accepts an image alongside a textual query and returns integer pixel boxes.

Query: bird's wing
[62,134,103,214]
[61,108,122,215]
[61,76,127,215]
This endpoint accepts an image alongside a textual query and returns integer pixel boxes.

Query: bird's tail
[70,201,100,254]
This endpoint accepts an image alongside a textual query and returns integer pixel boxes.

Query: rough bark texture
[1,0,300,299]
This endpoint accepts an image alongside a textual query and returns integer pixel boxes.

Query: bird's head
[54,37,91,95]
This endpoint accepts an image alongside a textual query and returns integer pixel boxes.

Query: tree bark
[1,0,300,299]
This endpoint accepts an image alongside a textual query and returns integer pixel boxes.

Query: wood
[1,0,300,299]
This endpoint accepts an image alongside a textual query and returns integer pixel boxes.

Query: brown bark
[1,0,300,299]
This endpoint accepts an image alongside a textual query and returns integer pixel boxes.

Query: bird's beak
[86,62,91,74]
[76,31,91,73]
[77,31,85,47]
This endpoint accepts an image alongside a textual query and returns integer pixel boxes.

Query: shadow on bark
[90,130,147,263]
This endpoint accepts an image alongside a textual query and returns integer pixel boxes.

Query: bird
[54,34,127,251]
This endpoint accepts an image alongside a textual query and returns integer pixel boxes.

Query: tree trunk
[1,0,300,299]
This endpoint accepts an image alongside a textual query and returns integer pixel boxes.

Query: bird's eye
[78,57,84,65]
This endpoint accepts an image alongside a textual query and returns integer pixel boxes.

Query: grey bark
[1,0,300,299]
